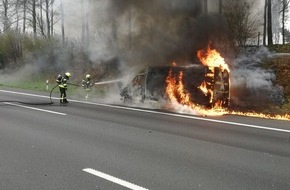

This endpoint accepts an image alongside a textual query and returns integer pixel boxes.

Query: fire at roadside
[120,45,290,121]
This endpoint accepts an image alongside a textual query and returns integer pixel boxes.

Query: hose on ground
[0,82,82,106]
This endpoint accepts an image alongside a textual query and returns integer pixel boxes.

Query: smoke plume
[60,0,228,73]
[108,0,227,67]
[230,47,284,111]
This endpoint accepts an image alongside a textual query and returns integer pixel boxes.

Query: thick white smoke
[230,47,284,109]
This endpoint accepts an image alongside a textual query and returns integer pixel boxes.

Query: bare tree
[284,28,290,43]
[85,0,90,44]
[281,0,290,44]
[60,0,65,42]
[272,0,282,43]
[22,0,27,33]
[128,4,132,49]
[44,0,57,38]
[27,0,59,38]
[50,0,54,36]
[32,0,37,37]
[223,0,260,52]
[79,0,90,46]
[45,0,50,38]
[1,0,9,31]
[268,0,273,45]
[38,0,45,36]
[263,0,267,45]
[15,0,20,31]
[0,0,25,32]
[0,0,19,32]
[81,0,85,44]
[37,0,55,38]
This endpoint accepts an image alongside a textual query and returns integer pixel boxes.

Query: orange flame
[197,46,230,72]
[164,46,290,121]
[230,111,290,121]
[165,70,178,103]
[166,70,191,106]
[165,69,226,116]
[198,81,208,95]
[197,45,229,104]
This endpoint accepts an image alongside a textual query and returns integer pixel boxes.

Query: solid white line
[1,89,289,133]
[4,102,66,116]
[72,100,290,133]
[83,168,149,190]
[0,89,51,99]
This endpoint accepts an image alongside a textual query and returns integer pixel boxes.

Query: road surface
[0,88,290,190]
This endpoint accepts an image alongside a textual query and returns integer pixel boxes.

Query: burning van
[120,65,230,108]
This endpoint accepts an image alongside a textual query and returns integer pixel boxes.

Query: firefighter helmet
[65,72,71,78]
[86,74,91,79]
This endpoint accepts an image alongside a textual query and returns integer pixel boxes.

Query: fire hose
[50,80,121,103]
[49,84,59,104]
[0,90,54,106]
[1,80,120,105]
[0,83,80,106]
[49,82,81,104]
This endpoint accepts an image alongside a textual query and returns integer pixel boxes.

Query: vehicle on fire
[120,65,230,108]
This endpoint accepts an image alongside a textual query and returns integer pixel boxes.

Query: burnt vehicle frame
[120,65,230,108]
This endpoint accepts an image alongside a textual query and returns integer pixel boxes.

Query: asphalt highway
[0,88,290,190]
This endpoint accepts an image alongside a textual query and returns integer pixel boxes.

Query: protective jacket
[56,74,68,89]
[56,73,70,104]
[82,79,93,91]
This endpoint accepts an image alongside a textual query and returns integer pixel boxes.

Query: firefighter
[56,72,71,104]
[82,74,93,100]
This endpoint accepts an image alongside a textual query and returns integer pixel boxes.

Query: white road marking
[72,100,290,133]
[72,99,290,133]
[83,168,149,190]
[0,89,53,99]
[4,102,66,116]
[1,89,289,133]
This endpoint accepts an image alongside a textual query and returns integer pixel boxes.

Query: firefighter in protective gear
[82,74,93,100]
[56,72,71,104]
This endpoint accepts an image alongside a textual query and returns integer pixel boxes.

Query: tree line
[0,0,289,72]
[1,0,58,38]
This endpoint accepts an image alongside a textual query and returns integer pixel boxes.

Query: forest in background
[0,0,290,113]
[0,0,289,74]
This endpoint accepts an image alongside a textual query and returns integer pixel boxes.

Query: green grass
[7,81,49,91]
[265,56,290,114]
[1,57,289,115]
[0,76,105,99]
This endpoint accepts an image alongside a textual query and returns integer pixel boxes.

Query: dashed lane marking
[83,168,149,190]
[0,89,55,99]
[4,102,66,116]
